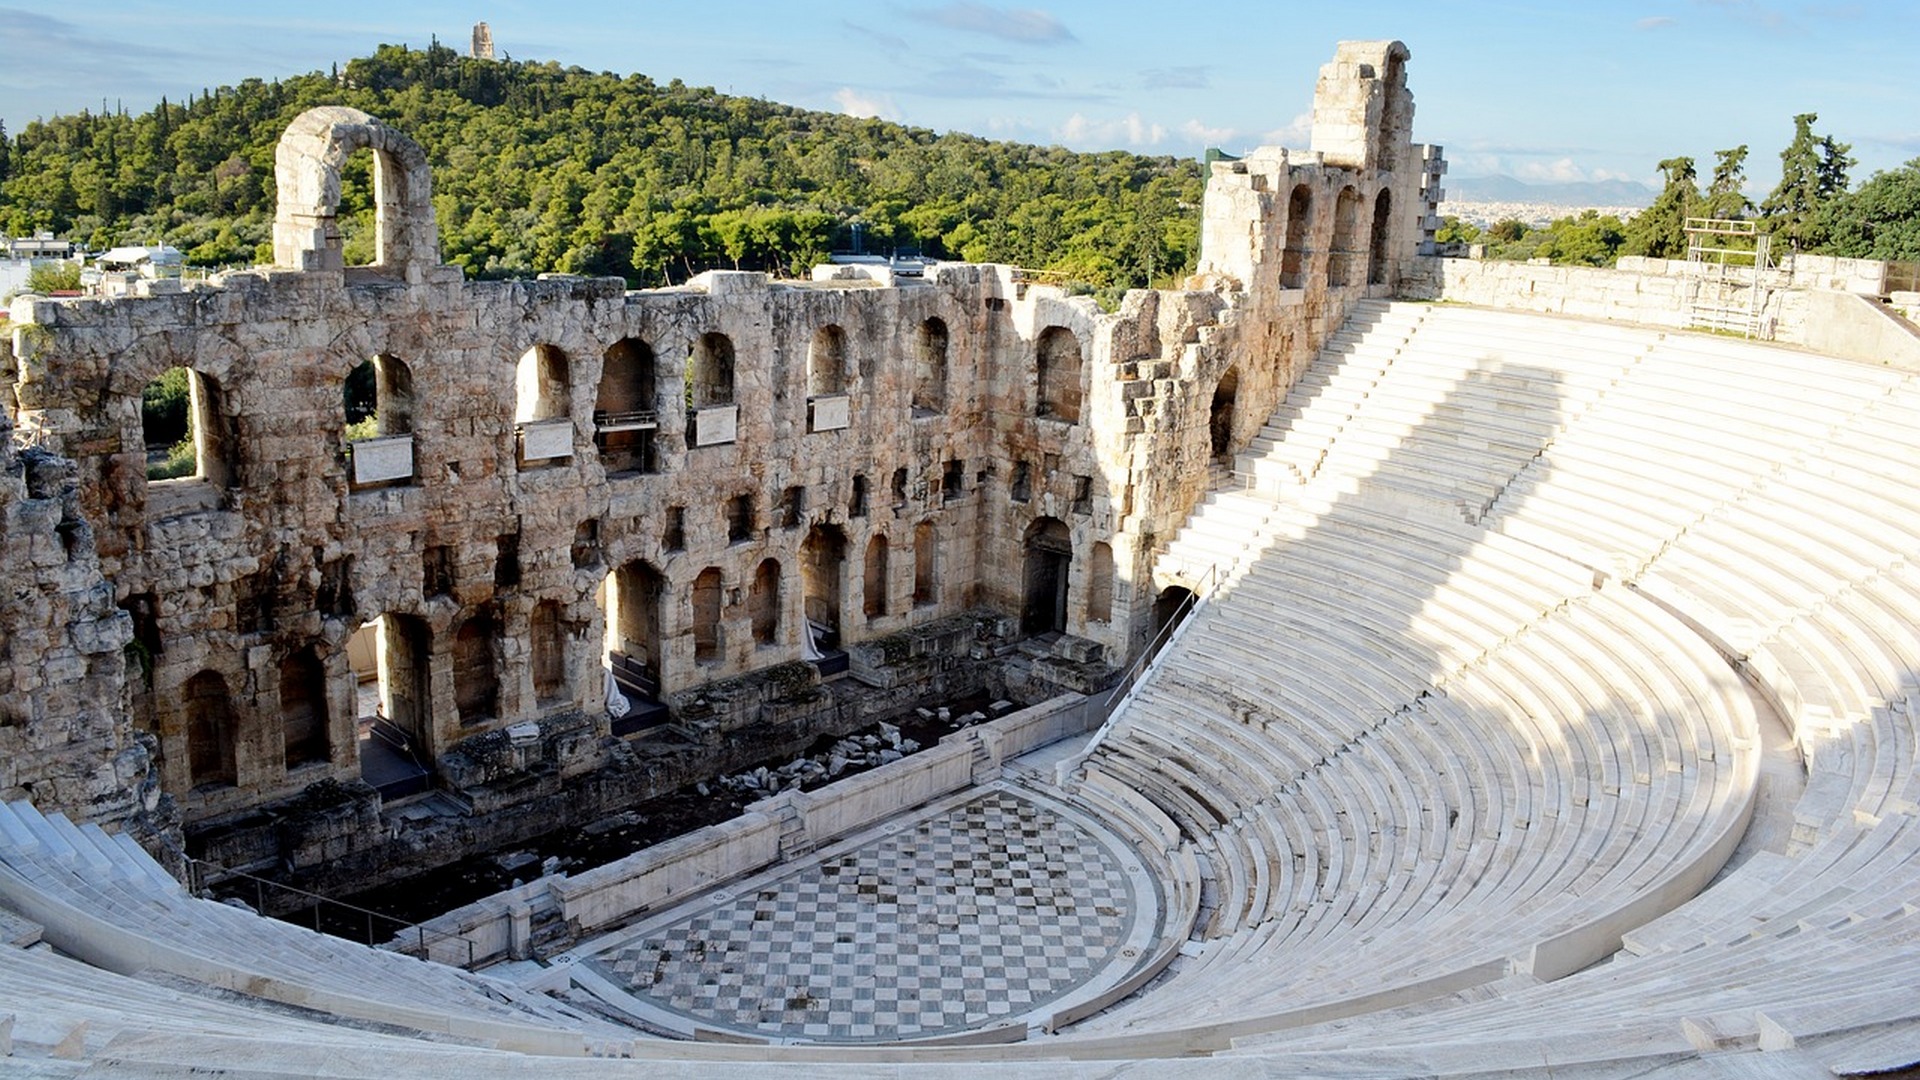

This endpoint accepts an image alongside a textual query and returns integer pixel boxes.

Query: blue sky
[3,1,1916,191]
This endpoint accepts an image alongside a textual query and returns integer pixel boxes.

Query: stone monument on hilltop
[471,22,495,61]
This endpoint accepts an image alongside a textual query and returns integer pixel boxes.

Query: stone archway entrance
[1022,517,1073,635]
[1209,367,1239,461]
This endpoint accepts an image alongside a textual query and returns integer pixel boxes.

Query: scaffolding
[1684,217,1773,338]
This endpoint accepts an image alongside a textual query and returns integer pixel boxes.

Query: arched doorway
[1281,185,1313,290]
[1153,586,1196,640]
[1209,367,1239,461]
[1022,517,1073,635]
[1368,189,1394,286]
[801,525,849,646]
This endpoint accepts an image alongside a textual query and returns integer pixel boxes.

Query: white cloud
[1058,111,1165,148]
[1181,118,1237,147]
[1261,111,1314,148]
[908,2,1076,45]
[833,87,898,120]
[1635,15,1679,29]
[1517,157,1591,183]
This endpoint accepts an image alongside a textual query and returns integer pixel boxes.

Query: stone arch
[1281,184,1313,289]
[1035,326,1083,424]
[864,535,890,620]
[688,332,735,407]
[913,318,949,414]
[808,324,848,397]
[692,567,725,664]
[452,610,499,725]
[1210,366,1240,461]
[515,344,571,422]
[1330,186,1364,287]
[530,600,568,706]
[596,337,658,475]
[1021,517,1073,635]
[913,520,938,607]
[184,669,237,789]
[279,646,330,770]
[273,106,439,278]
[751,558,782,646]
[1368,188,1394,286]
[1087,541,1115,624]
[801,524,849,641]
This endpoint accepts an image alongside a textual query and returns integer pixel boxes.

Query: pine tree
[1762,113,1848,251]
[1704,145,1751,220]
[1624,156,1697,259]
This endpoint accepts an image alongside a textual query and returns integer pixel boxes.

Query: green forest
[0,42,1205,290]
[3,43,1915,283]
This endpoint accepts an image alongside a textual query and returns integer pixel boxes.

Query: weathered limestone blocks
[1,40,1431,886]
[0,412,146,826]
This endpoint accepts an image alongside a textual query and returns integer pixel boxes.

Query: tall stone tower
[471,22,496,60]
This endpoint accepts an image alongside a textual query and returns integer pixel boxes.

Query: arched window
[142,367,232,487]
[1210,367,1239,461]
[751,559,782,646]
[530,601,567,706]
[185,670,237,789]
[515,344,572,466]
[595,337,658,475]
[1368,189,1394,286]
[1087,542,1115,623]
[515,344,571,422]
[1035,326,1082,424]
[807,325,848,397]
[687,333,737,447]
[864,535,890,620]
[452,611,499,724]
[688,332,735,407]
[1281,185,1313,290]
[913,318,948,415]
[343,354,416,486]
[692,568,725,664]
[1330,186,1364,287]
[913,521,937,607]
[280,647,330,770]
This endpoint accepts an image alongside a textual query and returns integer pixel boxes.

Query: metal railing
[1072,561,1221,770]
[180,854,478,968]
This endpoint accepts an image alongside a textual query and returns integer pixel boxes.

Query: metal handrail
[180,854,477,968]
[1075,561,1220,766]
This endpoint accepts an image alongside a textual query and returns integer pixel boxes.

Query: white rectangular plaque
[810,394,850,433]
[351,434,414,484]
[519,417,573,461]
[692,404,738,446]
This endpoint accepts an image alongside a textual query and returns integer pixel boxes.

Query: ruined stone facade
[1,43,1431,870]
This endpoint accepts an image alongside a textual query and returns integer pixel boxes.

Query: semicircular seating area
[1050,300,1920,1070]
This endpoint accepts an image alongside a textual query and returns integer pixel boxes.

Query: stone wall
[0,394,151,827]
[0,41,1426,871]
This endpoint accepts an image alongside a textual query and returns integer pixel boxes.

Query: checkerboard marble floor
[572,785,1154,1042]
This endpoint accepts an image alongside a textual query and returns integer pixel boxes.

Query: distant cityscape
[1440,200,1646,229]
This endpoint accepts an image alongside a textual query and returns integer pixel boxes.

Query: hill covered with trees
[0,42,1205,290]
